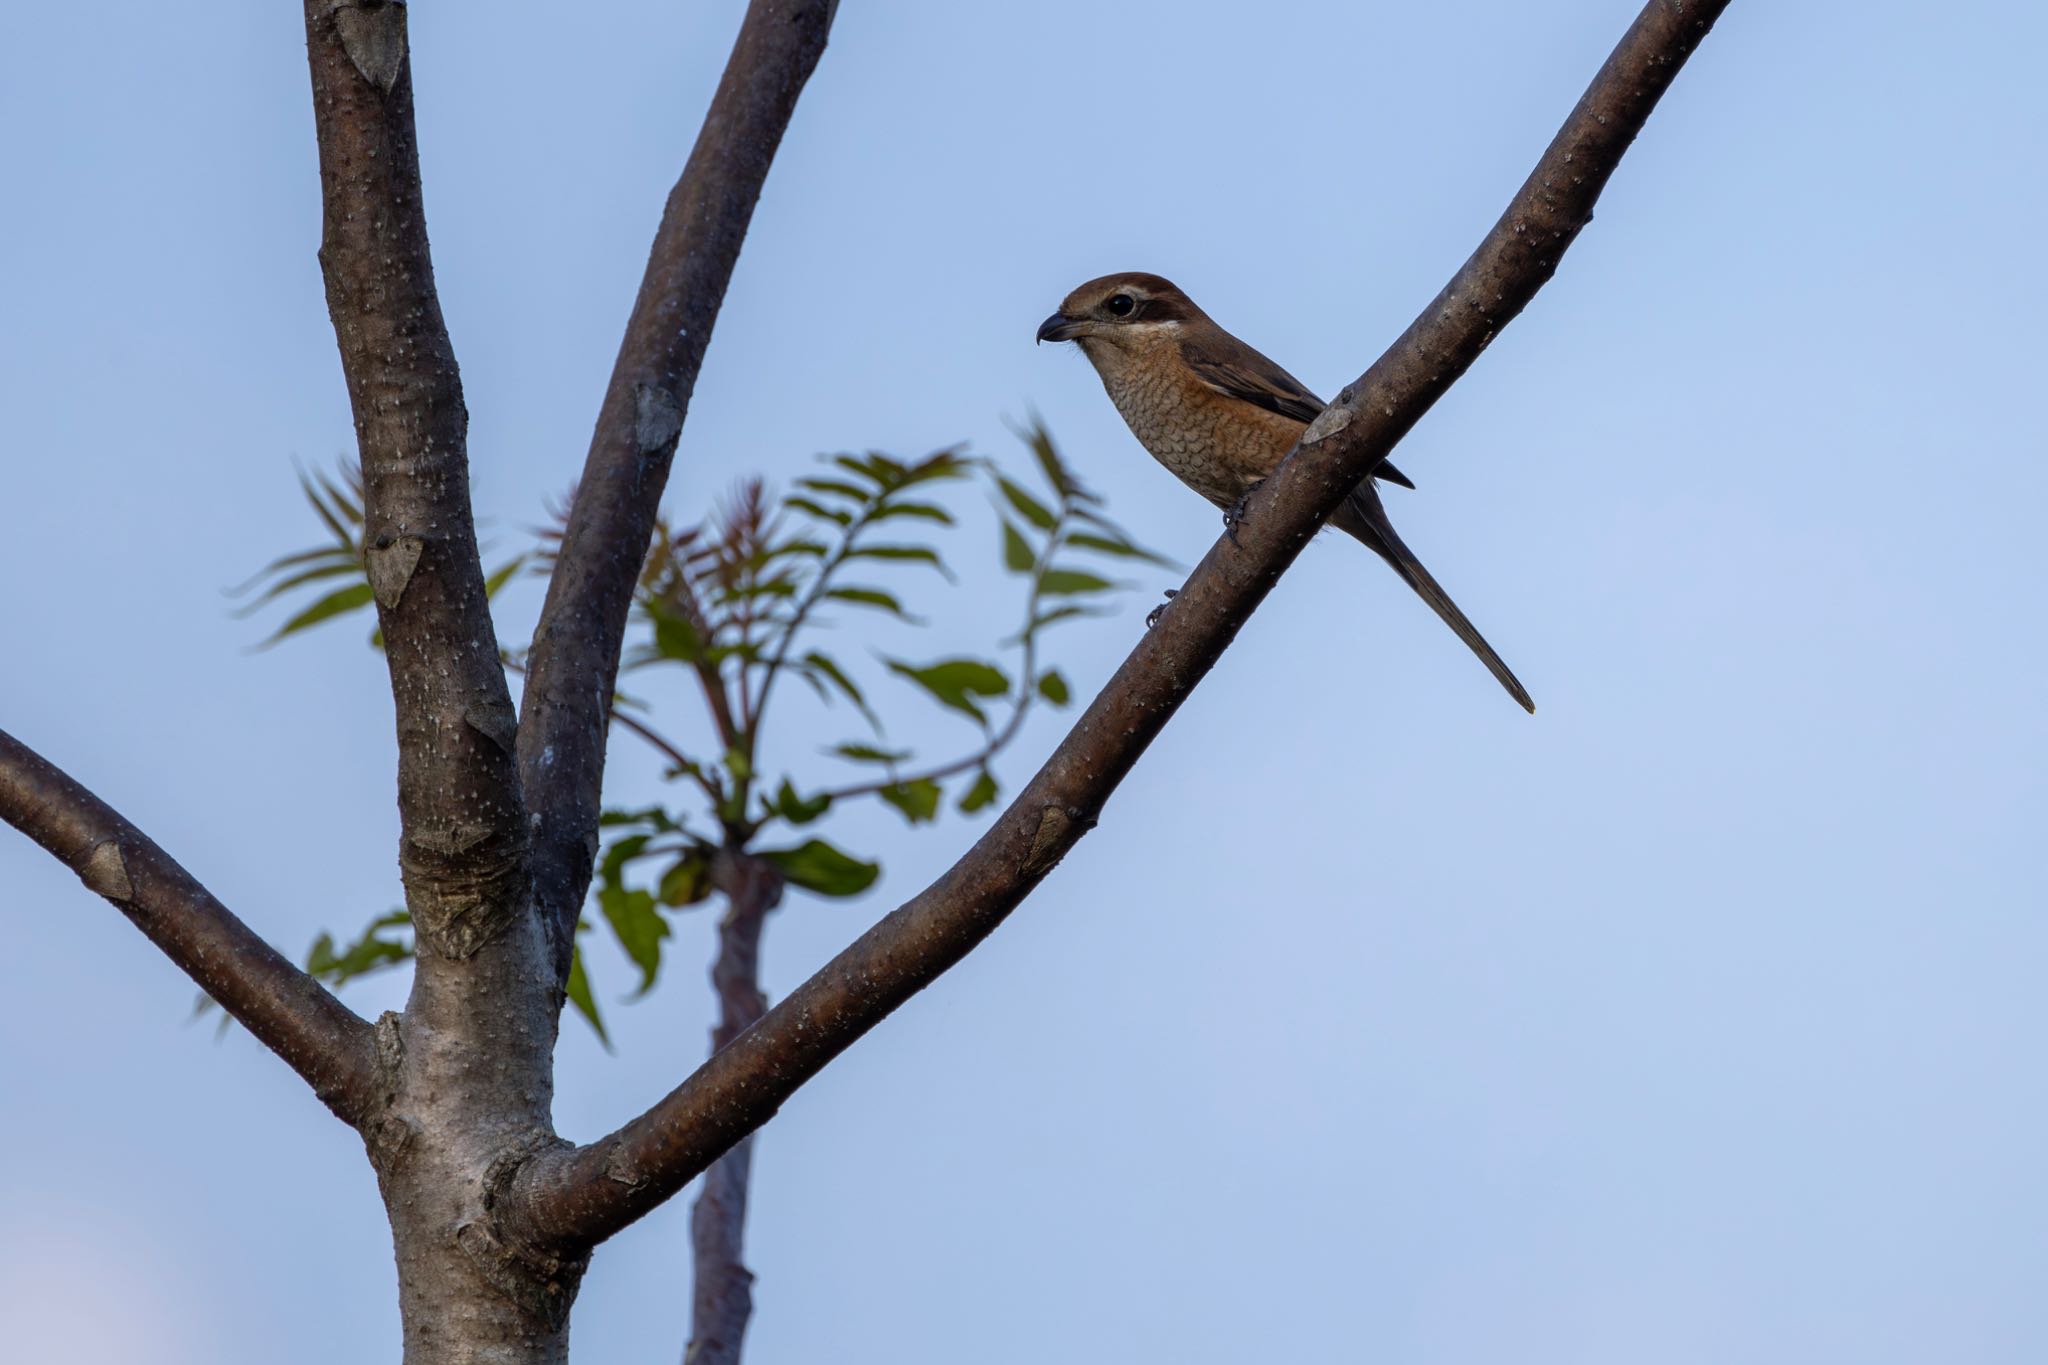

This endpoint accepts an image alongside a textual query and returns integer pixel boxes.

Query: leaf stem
[814,494,1059,805]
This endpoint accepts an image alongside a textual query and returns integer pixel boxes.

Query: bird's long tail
[1331,482,1535,713]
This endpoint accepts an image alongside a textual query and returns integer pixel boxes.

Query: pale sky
[4,2,2046,1362]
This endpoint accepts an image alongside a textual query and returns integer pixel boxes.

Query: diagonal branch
[302,1,527,955]
[506,0,1734,1251]
[517,0,836,979]
[0,729,378,1122]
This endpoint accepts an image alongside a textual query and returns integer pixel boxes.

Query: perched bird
[1037,271,1533,712]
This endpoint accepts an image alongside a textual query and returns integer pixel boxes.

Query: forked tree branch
[517,0,837,978]
[302,1,527,954]
[507,0,1735,1251]
[0,729,378,1121]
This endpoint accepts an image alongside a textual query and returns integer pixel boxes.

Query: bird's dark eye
[1105,293,1136,317]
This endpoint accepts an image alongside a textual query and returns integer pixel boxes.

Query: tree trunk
[684,855,784,1365]
[372,914,587,1365]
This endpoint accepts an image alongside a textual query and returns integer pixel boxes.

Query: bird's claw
[1145,589,1178,629]
[1223,483,1262,546]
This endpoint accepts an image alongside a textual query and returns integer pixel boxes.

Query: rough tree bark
[523,7,836,1351]
[301,3,576,1360]
[0,2,1733,1361]
[519,0,837,985]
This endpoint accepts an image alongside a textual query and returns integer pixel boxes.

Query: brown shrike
[1037,271,1533,712]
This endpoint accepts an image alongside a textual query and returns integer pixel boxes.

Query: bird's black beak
[1036,311,1082,345]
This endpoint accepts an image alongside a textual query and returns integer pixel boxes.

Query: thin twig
[747,488,908,800]
[508,655,722,808]
[813,506,1057,805]
[607,710,696,783]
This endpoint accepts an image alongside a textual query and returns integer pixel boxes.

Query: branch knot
[81,838,133,901]
[633,381,685,456]
[458,1132,589,1328]
[365,533,425,609]
[331,1,408,94]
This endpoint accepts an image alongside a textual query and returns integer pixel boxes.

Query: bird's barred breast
[1089,347,1299,508]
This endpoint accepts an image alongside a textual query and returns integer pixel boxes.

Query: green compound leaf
[823,587,922,623]
[958,769,999,814]
[1038,569,1119,597]
[885,657,1010,725]
[995,475,1057,531]
[761,839,881,898]
[1001,520,1036,574]
[261,581,375,647]
[831,742,912,765]
[564,945,610,1048]
[878,778,943,825]
[657,849,715,908]
[770,778,834,827]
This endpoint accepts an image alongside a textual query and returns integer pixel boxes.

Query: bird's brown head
[1035,272,1205,351]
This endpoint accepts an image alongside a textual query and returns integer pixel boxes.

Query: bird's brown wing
[1178,334,1415,490]
[1179,333,1327,424]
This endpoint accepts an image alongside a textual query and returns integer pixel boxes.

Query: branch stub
[333,1,408,94]
[633,382,684,455]
[365,534,425,609]
[81,839,133,901]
